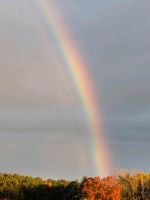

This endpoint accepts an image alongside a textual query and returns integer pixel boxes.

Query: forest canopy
[0,171,150,199]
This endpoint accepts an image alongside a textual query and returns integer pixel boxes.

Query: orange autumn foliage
[81,176,120,200]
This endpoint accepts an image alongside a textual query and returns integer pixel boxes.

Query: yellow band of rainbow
[33,0,110,177]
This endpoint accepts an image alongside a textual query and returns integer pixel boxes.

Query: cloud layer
[0,0,150,178]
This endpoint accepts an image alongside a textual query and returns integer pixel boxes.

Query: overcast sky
[0,0,150,179]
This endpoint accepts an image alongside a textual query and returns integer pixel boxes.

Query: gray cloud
[58,0,150,171]
[0,0,150,178]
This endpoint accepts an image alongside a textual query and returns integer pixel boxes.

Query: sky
[0,0,150,179]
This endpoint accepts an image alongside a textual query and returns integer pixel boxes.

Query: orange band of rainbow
[33,0,110,177]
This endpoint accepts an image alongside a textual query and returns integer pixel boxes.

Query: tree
[81,176,120,200]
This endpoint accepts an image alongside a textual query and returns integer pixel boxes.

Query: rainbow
[33,0,109,177]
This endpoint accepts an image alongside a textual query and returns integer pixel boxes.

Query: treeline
[0,171,150,199]
[117,170,150,199]
[0,173,119,200]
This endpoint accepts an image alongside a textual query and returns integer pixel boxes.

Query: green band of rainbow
[33,0,110,177]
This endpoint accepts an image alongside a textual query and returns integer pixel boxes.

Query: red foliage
[81,176,120,200]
